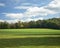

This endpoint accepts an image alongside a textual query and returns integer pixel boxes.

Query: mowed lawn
[0,29,60,35]
[0,29,60,48]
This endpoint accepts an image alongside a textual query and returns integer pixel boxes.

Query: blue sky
[0,0,60,23]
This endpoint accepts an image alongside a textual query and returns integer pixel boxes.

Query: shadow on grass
[0,37,60,48]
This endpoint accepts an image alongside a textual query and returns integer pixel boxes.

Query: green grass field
[0,29,60,48]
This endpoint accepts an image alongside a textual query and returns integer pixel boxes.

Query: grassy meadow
[0,29,60,48]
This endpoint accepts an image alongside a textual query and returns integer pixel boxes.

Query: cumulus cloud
[45,0,60,12]
[0,19,19,23]
[3,13,23,19]
[0,3,5,6]
[0,20,4,22]
[3,0,60,22]
[24,7,56,17]
[14,6,32,9]
[48,0,60,8]
[3,6,57,22]
[5,19,19,23]
[14,0,57,17]
[3,6,56,19]
[20,17,43,22]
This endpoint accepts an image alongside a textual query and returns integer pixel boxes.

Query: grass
[0,29,60,35]
[0,29,60,48]
[0,37,60,48]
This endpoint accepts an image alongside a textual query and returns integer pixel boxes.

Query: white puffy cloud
[21,17,43,22]
[3,13,23,19]
[3,0,60,22]
[3,6,56,22]
[24,7,56,17]
[14,0,57,18]
[3,6,56,19]
[48,0,60,8]
[0,20,4,22]
[5,19,19,23]
[14,6,32,9]
[45,0,60,12]
[0,19,19,23]
[0,3,5,6]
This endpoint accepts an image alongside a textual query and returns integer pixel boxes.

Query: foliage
[0,18,60,29]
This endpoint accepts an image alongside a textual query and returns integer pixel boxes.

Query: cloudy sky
[0,0,60,23]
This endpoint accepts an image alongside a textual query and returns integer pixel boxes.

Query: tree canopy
[0,18,60,29]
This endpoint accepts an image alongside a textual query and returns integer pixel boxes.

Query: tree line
[0,18,60,29]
